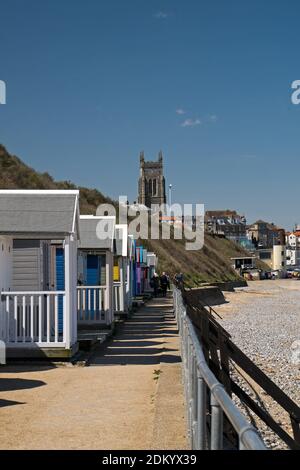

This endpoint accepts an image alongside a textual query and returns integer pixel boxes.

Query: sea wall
[184,286,227,307]
[210,279,248,292]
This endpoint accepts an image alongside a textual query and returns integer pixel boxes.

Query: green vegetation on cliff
[144,236,247,286]
[1,143,261,286]
[0,144,115,214]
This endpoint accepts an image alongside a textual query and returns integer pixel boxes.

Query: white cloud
[208,114,217,122]
[154,11,168,19]
[176,108,186,115]
[181,118,201,128]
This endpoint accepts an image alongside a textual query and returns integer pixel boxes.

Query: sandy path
[0,297,187,450]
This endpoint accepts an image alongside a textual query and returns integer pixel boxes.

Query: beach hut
[126,234,135,311]
[145,252,158,291]
[113,224,131,316]
[133,244,148,296]
[0,190,79,359]
[77,215,115,326]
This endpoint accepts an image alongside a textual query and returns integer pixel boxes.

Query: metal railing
[173,287,266,450]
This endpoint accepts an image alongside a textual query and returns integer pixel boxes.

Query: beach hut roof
[79,215,115,251]
[0,190,79,238]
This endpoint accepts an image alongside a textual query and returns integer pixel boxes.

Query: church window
[153,179,157,196]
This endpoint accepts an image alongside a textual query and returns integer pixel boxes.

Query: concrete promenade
[0,296,188,449]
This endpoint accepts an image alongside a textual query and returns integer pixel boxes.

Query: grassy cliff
[0,143,261,286]
[144,235,250,286]
[0,144,115,214]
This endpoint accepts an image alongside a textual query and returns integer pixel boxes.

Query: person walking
[151,272,160,297]
[166,273,170,290]
[174,272,184,289]
[160,272,169,297]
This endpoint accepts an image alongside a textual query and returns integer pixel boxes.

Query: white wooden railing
[0,291,66,346]
[77,286,108,324]
[113,282,124,313]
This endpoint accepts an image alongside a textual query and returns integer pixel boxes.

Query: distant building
[205,210,246,239]
[272,244,286,271]
[181,215,204,230]
[258,245,286,272]
[231,256,256,271]
[247,220,285,248]
[138,151,166,209]
[159,215,179,225]
[286,230,300,247]
[286,247,297,266]
[285,230,300,266]
[257,248,273,267]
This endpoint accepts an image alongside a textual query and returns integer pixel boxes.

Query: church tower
[138,151,166,208]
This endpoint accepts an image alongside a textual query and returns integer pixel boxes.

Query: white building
[272,245,286,271]
[285,231,300,266]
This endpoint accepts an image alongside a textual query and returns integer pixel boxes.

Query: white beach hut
[0,190,79,359]
[113,227,136,316]
[77,215,115,327]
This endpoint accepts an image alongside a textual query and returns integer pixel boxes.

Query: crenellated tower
[138,151,166,208]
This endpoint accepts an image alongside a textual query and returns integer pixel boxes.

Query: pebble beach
[216,280,300,449]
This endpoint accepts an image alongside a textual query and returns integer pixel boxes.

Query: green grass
[0,144,116,213]
[143,232,268,287]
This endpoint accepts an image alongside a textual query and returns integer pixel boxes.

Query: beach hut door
[56,247,65,334]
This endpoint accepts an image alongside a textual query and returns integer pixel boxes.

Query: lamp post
[168,184,172,213]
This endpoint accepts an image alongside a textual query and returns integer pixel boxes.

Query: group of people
[150,271,184,297]
[150,272,170,297]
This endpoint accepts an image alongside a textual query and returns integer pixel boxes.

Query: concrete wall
[184,286,227,307]
[211,279,248,291]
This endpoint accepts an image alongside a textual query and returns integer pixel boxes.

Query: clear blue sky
[0,0,300,229]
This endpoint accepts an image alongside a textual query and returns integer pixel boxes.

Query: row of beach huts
[0,190,158,359]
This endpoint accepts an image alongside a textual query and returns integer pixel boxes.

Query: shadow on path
[89,296,182,366]
[0,377,46,408]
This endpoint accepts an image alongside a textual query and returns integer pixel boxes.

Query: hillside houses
[285,230,300,267]
[205,210,247,240]
[247,220,285,249]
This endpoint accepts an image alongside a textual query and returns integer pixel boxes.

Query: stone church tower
[138,151,166,208]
